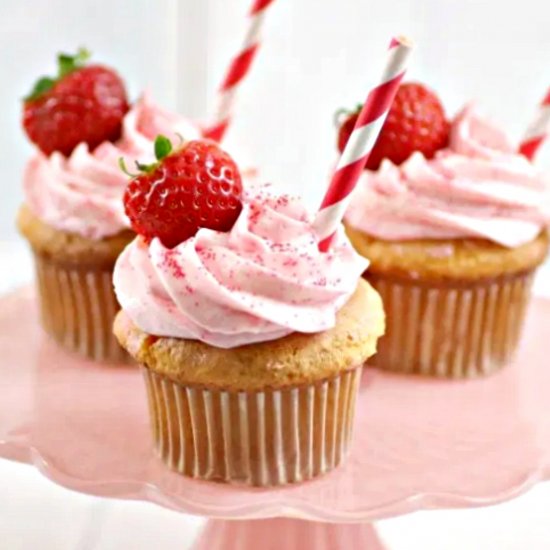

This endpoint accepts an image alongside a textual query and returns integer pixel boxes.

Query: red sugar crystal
[163,250,185,279]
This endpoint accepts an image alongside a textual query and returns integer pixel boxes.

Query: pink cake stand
[1,288,550,549]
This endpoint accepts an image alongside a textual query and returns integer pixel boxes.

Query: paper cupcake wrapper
[366,270,535,378]
[33,253,127,363]
[142,366,362,487]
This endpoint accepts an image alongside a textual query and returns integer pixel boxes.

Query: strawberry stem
[118,157,140,178]
[135,161,156,173]
[119,136,176,178]
[24,47,91,102]
[58,47,90,78]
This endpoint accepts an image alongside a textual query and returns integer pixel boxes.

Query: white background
[1,0,550,548]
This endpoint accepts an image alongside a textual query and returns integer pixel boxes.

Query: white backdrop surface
[205,0,550,206]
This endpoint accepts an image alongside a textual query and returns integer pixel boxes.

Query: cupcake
[339,83,550,378]
[17,49,201,362]
[113,137,385,486]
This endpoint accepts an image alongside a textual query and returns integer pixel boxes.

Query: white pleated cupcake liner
[366,270,535,378]
[142,366,362,487]
[33,253,127,363]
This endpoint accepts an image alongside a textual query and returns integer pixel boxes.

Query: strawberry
[336,105,361,155]
[336,83,450,170]
[122,136,243,248]
[23,48,129,156]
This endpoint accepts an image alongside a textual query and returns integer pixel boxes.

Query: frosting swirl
[113,185,368,348]
[23,94,201,240]
[345,105,550,248]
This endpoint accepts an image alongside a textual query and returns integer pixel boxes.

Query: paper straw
[315,36,414,252]
[203,0,276,142]
[519,89,550,161]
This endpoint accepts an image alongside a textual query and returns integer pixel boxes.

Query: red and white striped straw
[315,36,414,252]
[203,0,276,142]
[519,89,550,161]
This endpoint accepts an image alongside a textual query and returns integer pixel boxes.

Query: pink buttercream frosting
[113,184,369,348]
[23,94,201,240]
[345,104,550,248]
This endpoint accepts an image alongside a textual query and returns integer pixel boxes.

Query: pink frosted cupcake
[341,85,550,378]
[17,50,201,362]
[113,138,385,486]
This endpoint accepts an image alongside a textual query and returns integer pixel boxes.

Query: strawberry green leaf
[120,136,173,178]
[58,47,91,78]
[154,135,173,161]
[24,77,56,101]
[24,47,91,102]
[58,54,76,78]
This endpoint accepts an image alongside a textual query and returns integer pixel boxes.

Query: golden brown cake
[17,205,134,362]
[346,226,549,281]
[18,204,134,268]
[115,279,383,390]
[347,226,548,378]
[114,279,384,486]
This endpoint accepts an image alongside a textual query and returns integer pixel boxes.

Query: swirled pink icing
[345,104,550,248]
[23,94,201,239]
[113,184,369,348]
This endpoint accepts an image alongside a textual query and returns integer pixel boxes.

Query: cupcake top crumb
[346,224,549,281]
[114,278,384,391]
[17,204,134,268]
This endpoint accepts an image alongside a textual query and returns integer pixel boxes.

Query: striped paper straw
[519,89,550,161]
[315,36,414,252]
[203,0,276,142]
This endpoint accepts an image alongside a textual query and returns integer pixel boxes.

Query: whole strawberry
[337,83,450,170]
[123,136,243,248]
[23,48,129,157]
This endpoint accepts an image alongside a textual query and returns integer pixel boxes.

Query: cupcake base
[366,270,535,378]
[34,252,127,363]
[193,518,386,550]
[142,366,362,487]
